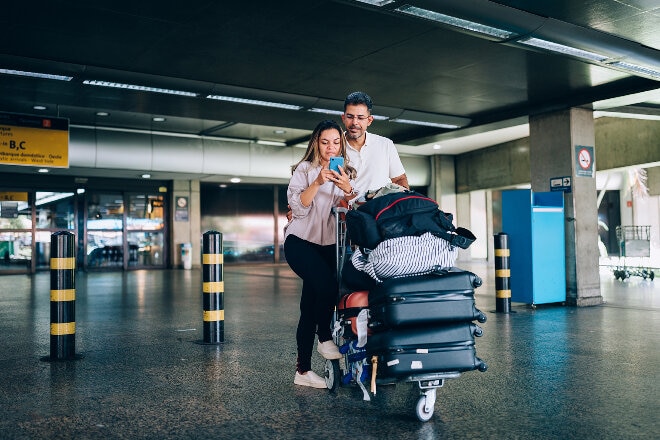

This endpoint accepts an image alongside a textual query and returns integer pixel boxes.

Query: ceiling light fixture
[152,117,166,122]
[0,68,73,81]
[256,140,287,146]
[308,107,389,120]
[230,177,241,183]
[96,111,109,116]
[390,118,461,129]
[370,114,390,121]
[606,61,660,80]
[352,0,394,6]
[83,80,198,97]
[207,95,303,110]
[33,105,47,110]
[389,110,470,129]
[308,108,344,116]
[141,173,151,179]
[38,168,49,173]
[518,37,608,62]
[395,5,517,40]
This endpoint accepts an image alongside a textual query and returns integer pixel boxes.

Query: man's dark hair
[344,91,373,112]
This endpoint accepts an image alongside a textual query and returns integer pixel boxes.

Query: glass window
[35,192,75,229]
[0,192,31,230]
[127,194,164,231]
[86,231,123,267]
[0,231,32,272]
[128,231,164,267]
[201,184,287,263]
[87,193,123,230]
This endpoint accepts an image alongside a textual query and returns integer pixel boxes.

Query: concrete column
[431,155,457,216]
[172,180,201,269]
[529,108,602,306]
[456,193,471,262]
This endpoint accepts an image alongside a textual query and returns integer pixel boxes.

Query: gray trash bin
[180,243,192,270]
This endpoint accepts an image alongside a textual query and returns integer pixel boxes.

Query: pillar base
[566,295,604,307]
[40,353,84,362]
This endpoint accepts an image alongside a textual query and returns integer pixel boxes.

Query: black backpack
[345,191,475,250]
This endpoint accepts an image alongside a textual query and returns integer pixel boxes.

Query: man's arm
[391,173,409,189]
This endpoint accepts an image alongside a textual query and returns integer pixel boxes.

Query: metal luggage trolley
[613,225,654,281]
[324,207,466,422]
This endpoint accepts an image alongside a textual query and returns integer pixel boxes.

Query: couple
[284,91,409,388]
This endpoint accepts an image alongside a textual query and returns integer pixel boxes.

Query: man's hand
[391,173,410,189]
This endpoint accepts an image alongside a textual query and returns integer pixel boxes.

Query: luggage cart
[324,207,477,422]
[613,226,654,281]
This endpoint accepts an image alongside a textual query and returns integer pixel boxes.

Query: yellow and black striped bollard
[202,231,224,344]
[494,232,511,314]
[46,231,81,360]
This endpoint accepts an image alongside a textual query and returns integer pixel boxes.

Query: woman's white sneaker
[317,340,342,360]
[294,371,327,388]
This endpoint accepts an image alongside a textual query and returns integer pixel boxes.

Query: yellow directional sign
[0,192,28,202]
[0,112,69,168]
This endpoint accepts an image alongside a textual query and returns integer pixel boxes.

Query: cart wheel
[477,311,487,323]
[324,359,341,391]
[415,396,434,422]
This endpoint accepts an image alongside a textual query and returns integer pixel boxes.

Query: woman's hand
[314,167,337,186]
[329,166,352,195]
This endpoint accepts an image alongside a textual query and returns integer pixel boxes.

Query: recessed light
[433,144,442,150]
[219,184,228,188]
[274,129,286,134]
[96,111,109,117]
[152,117,166,122]
[230,177,241,183]
[141,173,152,179]
[33,105,47,110]
[38,168,49,173]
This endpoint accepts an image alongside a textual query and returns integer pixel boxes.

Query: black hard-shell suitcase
[367,323,488,378]
[368,268,487,330]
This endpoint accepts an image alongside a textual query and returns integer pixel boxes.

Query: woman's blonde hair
[291,119,356,178]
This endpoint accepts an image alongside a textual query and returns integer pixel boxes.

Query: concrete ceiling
[0,0,658,180]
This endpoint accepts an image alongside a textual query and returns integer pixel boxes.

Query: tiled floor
[0,261,658,439]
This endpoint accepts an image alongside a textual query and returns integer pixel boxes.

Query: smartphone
[329,156,344,173]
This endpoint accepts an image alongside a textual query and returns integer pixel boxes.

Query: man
[286,91,409,221]
[341,91,409,194]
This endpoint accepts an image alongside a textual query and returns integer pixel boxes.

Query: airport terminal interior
[1,263,658,438]
[0,0,659,438]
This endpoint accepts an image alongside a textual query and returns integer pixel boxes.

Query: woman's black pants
[284,235,337,373]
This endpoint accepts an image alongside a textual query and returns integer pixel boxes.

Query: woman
[284,119,357,388]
